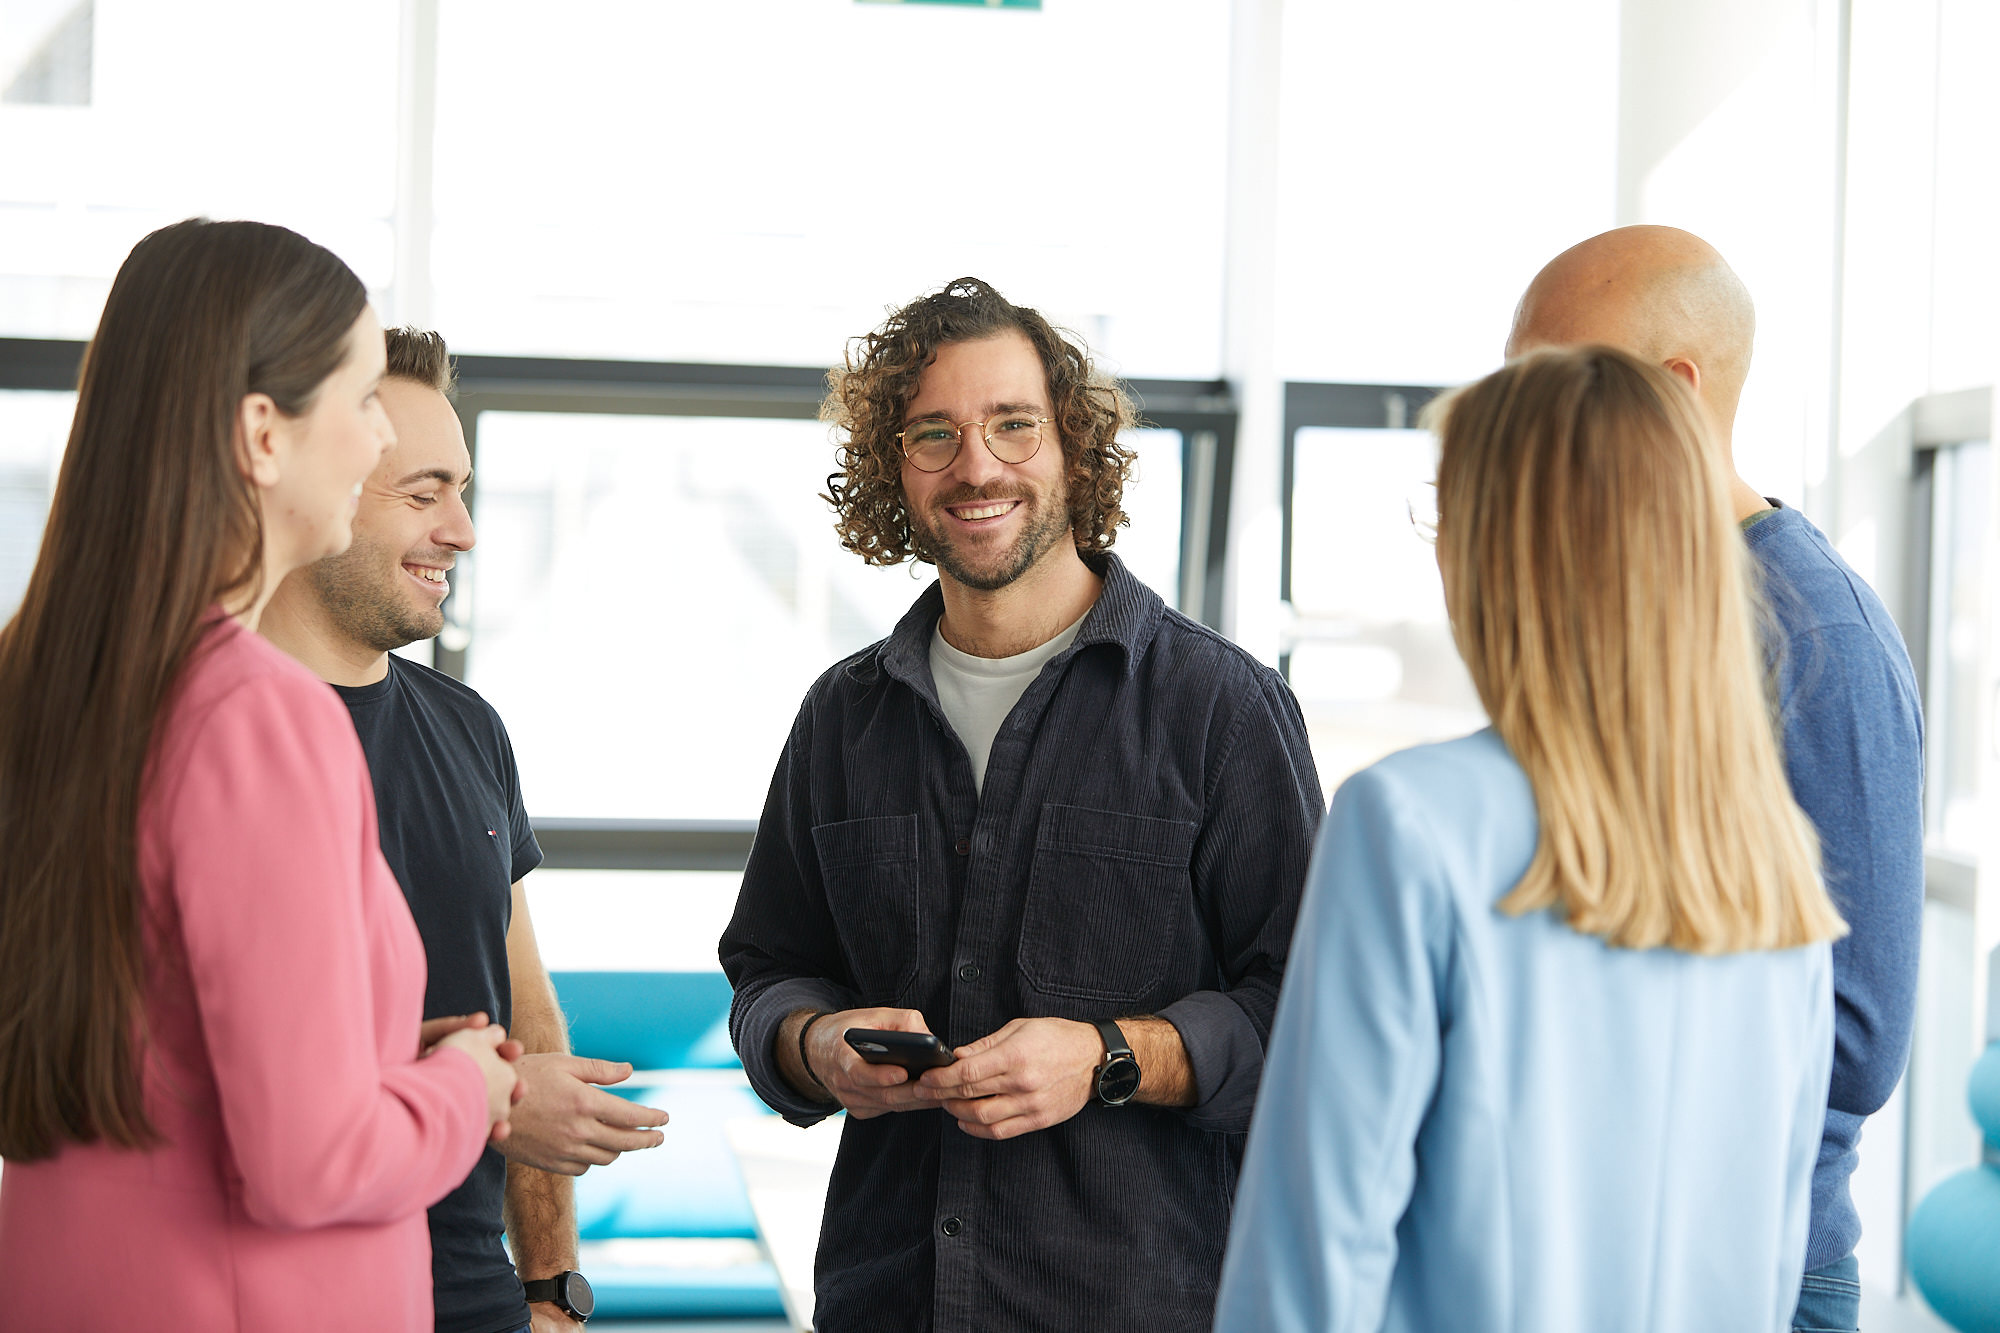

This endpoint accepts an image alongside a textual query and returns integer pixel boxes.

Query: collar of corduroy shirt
[869,550,1159,700]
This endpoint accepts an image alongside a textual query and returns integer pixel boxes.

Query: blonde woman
[1214,346,1844,1333]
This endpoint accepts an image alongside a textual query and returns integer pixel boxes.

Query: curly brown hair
[823,277,1137,567]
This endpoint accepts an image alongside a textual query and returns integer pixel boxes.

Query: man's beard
[909,483,1074,593]
[306,533,445,653]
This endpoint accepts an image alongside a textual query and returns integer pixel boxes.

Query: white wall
[1617,0,1831,511]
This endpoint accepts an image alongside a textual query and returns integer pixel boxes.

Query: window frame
[1278,379,1446,676]
[450,356,1236,868]
[0,340,1235,871]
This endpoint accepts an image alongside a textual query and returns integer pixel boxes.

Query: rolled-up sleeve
[1163,667,1324,1132]
[721,701,860,1126]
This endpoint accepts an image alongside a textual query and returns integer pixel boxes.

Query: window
[1274,0,1618,386]
[1285,422,1485,789]
[529,870,743,973]
[464,410,928,819]
[1113,427,1184,608]
[2,0,92,105]
[0,2,399,340]
[0,388,72,619]
[1923,439,1990,853]
[429,0,1232,377]
[461,405,1193,819]
[1866,407,1992,1291]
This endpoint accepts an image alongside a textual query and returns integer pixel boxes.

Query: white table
[723,1115,844,1333]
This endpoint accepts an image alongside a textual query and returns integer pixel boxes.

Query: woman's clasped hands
[420,1013,526,1145]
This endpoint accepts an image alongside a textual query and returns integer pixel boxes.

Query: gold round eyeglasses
[896,411,1052,473]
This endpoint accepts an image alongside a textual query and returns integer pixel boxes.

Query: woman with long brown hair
[0,218,520,1330]
[1216,346,1845,1331]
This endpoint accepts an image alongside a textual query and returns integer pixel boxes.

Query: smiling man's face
[304,376,475,652]
[899,330,1073,594]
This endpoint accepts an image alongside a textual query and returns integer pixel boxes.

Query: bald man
[1509,226,1923,1332]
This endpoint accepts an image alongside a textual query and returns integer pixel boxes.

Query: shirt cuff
[1157,990,1265,1133]
[736,975,860,1126]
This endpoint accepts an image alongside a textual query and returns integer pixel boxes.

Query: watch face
[1098,1055,1141,1105]
[564,1272,595,1318]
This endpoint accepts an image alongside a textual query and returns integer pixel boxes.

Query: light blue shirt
[1215,728,1833,1333]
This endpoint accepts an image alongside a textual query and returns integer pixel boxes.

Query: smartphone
[844,1028,957,1070]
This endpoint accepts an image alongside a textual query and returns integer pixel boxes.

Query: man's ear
[1661,356,1703,396]
[235,392,283,489]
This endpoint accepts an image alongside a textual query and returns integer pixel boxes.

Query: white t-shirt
[929,614,1086,796]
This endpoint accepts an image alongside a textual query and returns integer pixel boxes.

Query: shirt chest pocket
[811,814,920,1004]
[1018,804,1200,1005]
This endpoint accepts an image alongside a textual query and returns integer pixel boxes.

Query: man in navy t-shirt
[262,328,670,1333]
[1507,226,1925,1333]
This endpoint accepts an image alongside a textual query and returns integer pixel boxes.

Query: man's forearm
[776,1006,839,1104]
[506,882,578,1278]
[504,985,579,1281]
[505,1162,579,1278]
[1122,1016,1198,1108]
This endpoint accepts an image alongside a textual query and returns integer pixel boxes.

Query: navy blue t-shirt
[334,655,543,1333]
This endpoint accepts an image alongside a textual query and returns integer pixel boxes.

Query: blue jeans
[1792,1255,1861,1332]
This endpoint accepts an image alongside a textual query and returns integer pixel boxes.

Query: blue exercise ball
[1908,1042,2000,1332]
[1967,1043,2000,1147]
[1909,1169,2000,1332]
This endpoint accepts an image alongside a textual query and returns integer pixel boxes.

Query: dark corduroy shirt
[721,555,1324,1333]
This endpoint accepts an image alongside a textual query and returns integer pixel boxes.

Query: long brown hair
[822,277,1137,566]
[1431,346,1842,954]
[0,218,367,1159]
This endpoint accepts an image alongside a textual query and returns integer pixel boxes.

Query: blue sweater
[1745,502,1925,1271]
[1216,730,1834,1332]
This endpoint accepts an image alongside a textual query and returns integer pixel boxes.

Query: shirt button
[958,962,981,983]
[940,1216,963,1238]
[953,837,971,856]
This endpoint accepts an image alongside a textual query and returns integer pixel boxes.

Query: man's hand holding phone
[915,1016,1101,1141]
[794,1007,940,1119]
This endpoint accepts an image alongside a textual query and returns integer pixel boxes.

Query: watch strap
[1093,1019,1133,1061]
[523,1273,586,1320]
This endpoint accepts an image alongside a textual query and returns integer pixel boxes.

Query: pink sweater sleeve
[158,669,490,1230]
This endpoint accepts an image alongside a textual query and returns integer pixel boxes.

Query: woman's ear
[234,392,283,489]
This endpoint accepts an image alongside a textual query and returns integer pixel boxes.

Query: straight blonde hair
[1430,346,1843,954]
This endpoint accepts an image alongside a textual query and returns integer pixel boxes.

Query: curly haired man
[721,278,1324,1331]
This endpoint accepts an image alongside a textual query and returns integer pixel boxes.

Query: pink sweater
[0,617,490,1330]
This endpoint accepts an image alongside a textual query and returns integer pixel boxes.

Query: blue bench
[539,970,788,1322]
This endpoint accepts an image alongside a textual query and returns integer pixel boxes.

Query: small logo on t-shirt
[487,829,498,838]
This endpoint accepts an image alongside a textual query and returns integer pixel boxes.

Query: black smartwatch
[523,1270,594,1323]
[1093,1019,1142,1106]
